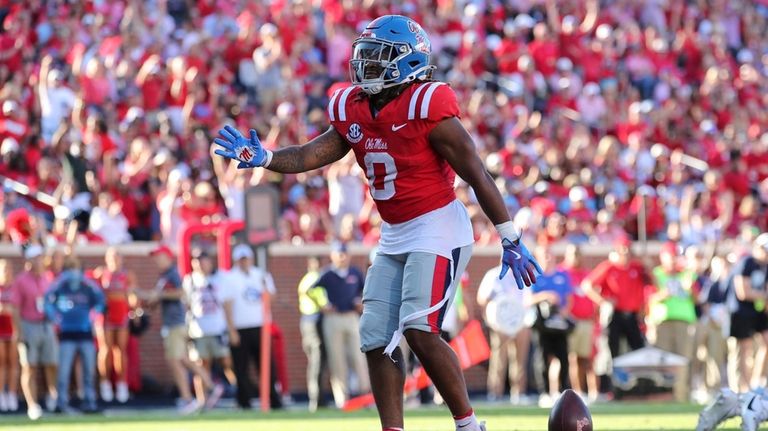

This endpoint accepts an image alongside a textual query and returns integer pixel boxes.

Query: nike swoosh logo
[509,250,522,260]
[748,395,758,411]
[391,123,407,131]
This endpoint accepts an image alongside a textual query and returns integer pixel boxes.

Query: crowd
[0,0,766,419]
[0,0,765,250]
[475,231,768,408]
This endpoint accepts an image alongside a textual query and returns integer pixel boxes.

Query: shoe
[45,394,57,412]
[115,381,129,404]
[696,388,741,431]
[100,380,114,403]
[205,384,225,410]
[741,390,768,431]
[7,392,18,412]
[0,392,7,412]
[27,403,42,420]
[177,398,201,416]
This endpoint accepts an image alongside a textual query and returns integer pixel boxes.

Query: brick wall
[0,242,666,396]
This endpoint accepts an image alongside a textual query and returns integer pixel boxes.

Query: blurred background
[0,0,766,419]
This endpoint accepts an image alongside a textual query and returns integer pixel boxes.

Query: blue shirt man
[44,258,105,412]
[45,269,105,338]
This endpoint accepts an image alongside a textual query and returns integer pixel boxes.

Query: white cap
[569,186,588,201]
[24,244,44,260]
[232,244,254,261]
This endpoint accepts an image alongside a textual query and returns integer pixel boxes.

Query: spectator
[731,233,768,392]
[327,153,365,236]
[12,244,58,420]
[692,253,731,400]
[92,247,137,404]
[559,244,599,403]
[582,237,648,358]
[88,193,132,245]
[312,241,369,408]
[530,246,573,407]
[648,242,697,401]
[182,250,230,407]
[147,245,218,415]
[219,244,282,410]
[477,264,532,404]
[44,256,104,413]
[0,259,19,412]
[38,56,75,144]
[297,256,329,412]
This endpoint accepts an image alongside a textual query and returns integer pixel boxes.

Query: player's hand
[499,238,543,289]
[213,125,268,169]
[229,329,241,347]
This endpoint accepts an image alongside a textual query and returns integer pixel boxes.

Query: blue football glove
[499,238,543,289]
[213,125,267,169]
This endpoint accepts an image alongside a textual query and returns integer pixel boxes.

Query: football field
[0,402,740,431]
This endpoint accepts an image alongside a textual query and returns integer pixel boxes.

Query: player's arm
[213,125,350,174]
[429,117,542,288]
[734,272,767,302]
[429,117,511,226]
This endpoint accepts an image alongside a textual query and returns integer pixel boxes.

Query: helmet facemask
[350,38,414,95]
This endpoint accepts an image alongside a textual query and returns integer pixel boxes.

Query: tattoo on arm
[268,127,350,173]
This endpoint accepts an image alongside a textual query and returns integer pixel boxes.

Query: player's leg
[740,386,768,431]
[346,314,370,394]
[400,246,482,430]
[360,252,406,429]
[696,387,742,431]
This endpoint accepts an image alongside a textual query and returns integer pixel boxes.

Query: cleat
[696,388,741,431]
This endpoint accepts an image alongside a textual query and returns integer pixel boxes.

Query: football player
[697,387,768,431]
[213,15,541,431]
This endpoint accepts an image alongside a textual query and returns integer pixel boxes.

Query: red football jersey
[328,82,460,224]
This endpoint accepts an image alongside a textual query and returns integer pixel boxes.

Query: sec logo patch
[346,123,363,143]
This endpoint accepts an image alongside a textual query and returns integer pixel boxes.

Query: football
[548,389,593,431]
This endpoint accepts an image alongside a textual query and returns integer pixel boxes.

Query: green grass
[0,402,742,431]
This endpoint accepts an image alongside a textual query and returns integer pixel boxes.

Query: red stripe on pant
[427,255,451,333]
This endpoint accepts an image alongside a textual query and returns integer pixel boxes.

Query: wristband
[495,220,521,242]
[263,149,274,168]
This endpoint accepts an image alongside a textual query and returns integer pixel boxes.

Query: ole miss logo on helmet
[239,147,254,162]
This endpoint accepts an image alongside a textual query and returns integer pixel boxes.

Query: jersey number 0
[364,152,397,200]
